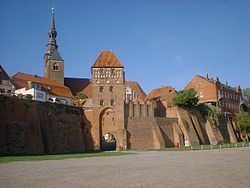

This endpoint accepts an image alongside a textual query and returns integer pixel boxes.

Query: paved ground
[0,147,250,188]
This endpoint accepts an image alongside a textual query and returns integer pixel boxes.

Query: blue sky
[0,0,249,93]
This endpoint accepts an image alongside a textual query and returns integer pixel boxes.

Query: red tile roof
[12,72,73,98]
[145,86,176,101]
[125,81,147,100]
[91,51,124,68]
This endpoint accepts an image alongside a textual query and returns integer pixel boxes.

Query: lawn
[0,152,132,163]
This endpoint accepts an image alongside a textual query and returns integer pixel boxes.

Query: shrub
[172,89,199,107]
[235,112,250,134]
[198,104,221,127]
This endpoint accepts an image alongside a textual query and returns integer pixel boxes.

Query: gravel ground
[0,147,250,188]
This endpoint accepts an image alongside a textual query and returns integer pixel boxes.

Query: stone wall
[0,96,89,155]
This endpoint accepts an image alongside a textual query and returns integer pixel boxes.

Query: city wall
[0,96,90,155]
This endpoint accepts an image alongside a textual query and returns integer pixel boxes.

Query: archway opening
[101,133,116,151]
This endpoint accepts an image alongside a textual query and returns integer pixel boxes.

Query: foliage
[74,92,87,100]
[24,94,33,100]
[172,89,199,107]
[235,112,250,134]
[74,92,87,108]
[198,104,221,127]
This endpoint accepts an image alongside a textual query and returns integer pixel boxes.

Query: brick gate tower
[44,8,64,84]
[91,51,127,150]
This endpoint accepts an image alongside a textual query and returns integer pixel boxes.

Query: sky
[0,0,250,93]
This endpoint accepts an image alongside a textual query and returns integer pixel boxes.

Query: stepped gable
[12,72,73,98]
[146,86,176,100]
[91,50,124,68]
[125,81,147,100]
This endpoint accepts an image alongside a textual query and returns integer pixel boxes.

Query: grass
[151,142,250,152]
[0,152,132,163]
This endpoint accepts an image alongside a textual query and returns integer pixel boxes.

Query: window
[111,99,115,106]
[53,62,59,71]
[99,86,104,92]
[200,92,204,98]
[32,83,41,90]
[100,99,104,106]
[109,86,113,92]
[37,92,44,98]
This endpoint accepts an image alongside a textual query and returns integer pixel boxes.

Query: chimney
[236,85,241,93]
[226,81,228,86]
[206,73,209,80]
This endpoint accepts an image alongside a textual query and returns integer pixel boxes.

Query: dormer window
[53,62,59,71]
[32,83,41,90]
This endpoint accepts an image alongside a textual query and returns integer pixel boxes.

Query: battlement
[124,101,155,117]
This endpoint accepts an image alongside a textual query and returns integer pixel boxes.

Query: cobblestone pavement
[0,147,250,188]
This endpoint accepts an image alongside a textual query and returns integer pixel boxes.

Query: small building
[185,74,242,115]
[0,65,15,94]
[145,86,177,117]
[12,72,73,105]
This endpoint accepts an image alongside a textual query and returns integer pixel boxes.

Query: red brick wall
[0,96,87,155]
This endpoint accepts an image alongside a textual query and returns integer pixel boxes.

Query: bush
[74,92,87,100]
[172,89,199,107]
[235,112,250,134]
[73,92,87,108]
[198,104,221,127]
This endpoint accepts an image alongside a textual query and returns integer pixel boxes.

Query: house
[185,74,243,115]
[0,65,15,94]
[12,72,73,105]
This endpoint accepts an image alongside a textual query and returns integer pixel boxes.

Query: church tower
[44,8,64,84]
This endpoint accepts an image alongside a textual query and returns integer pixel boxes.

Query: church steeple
[44,7,64,85]
[45,8,58,56]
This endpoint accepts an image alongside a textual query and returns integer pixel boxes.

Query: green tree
[74,92,87,108]
[74,92,86,100]
[198,104,221,127]
[172,89,199,107]
[235,112,250,134]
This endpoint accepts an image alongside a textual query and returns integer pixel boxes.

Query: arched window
[53,62,59,71]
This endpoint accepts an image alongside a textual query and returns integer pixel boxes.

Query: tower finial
[52,0,55,13]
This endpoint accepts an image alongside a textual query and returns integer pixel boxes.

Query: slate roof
[91,51,124,68]
[48,49,63,61]
[0,65,11,81]
[64,78,92,97]
[12,72,73,98]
